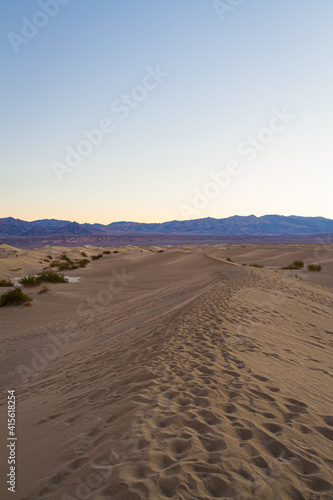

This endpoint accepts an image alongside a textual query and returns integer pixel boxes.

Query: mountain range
[1,215,333,237]
[1,215,332,247]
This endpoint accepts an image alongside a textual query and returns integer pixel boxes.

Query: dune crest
[0,246,332,499]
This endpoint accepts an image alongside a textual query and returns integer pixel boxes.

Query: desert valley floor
[0,243,332,499]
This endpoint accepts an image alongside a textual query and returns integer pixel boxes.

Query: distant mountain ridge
[1,215,333,239]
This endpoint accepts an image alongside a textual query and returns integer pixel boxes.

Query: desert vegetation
[38,270,68,283]
[0,279,14,287]
[19,275,42,287]
[91,254,103,260]
[0,288,30,307]
[57,261,79,270]
[282,260,304,270]
[78,259,89,268]
[20,271,68,287]
[307,264,322,272]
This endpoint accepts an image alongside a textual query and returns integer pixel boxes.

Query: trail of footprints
[110,286,333,499]
[34,276,333,500]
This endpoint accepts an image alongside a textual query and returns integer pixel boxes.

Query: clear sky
[1,0,332,223]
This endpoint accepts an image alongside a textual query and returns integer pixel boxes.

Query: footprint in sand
[315,426,333,441]
[253,374,269,382]
[235,425,253,441]
[262,422,282,435]
[321,415,333,426]
[199,436,227,452]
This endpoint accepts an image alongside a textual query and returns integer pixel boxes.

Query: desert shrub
[78,259,89,267]
[50,260,60,268]
[47,255,53,260]
[20,275,42,287]
[242,263,247,266]
[57,261,78,270]
[81,251,87,257]
[282,260,304,270]
[113,250,119,254]
[0,288,30,307]
[307,264,322,272]
[250,263,264,268]
[91,254,103,260]
[37,270,68,283]
[11,268,22,272]
[157,250,164,253]
[0,279,14,287]
[226,257,233,262]
[103,250,111,255]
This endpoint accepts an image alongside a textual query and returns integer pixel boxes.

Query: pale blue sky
[1,0,332,223]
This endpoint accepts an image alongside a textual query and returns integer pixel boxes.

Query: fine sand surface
[0,244,332,499]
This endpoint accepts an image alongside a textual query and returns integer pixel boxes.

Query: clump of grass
[0,288,30,307]
[57,261,79,270]
[37,270,68,283]
[226,257,233,262]
[103,250,111,255]
[47,255,53,260]
[250,263,264,268]
[113,250,119,254]
[50,255,79,270]
[91,254,103,260]
[307,264,322,272]
[282,260,304,270]
[50,260,60,268]
[78,259,89,268]
[0,279,14,287]
[81,251,87,257]
[20,275,42,287]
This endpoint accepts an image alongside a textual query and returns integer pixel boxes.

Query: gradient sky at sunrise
[1,0,333,223]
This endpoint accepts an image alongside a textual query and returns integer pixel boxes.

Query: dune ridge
[0,246,332,499]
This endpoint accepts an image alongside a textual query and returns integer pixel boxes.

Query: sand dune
[0,245,332,499]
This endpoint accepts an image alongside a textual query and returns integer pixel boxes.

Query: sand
[0,244,332,499]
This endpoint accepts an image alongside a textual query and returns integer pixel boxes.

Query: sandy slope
[0,246,332,499]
